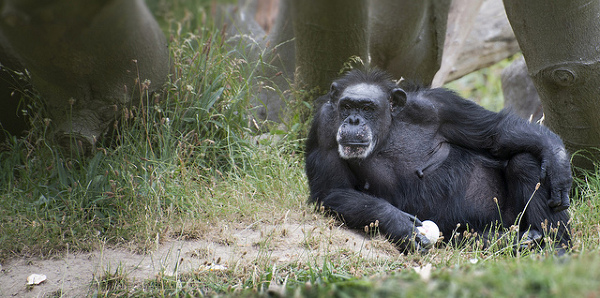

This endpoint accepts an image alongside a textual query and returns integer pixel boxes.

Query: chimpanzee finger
[415,232,433,250]
[551,204,568,213]
[562,190,571,208]
[396,233,431,254]
[554,192,570,212]
[411,215,423,226]
[548,190,561,208]
[549,188,570,212]
[400,211,423,226]
[540,159,548,180]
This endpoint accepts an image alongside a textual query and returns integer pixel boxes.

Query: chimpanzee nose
[348,115,360,125]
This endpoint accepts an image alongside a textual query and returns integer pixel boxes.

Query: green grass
[2,1,600,297]
[0,0,261,259]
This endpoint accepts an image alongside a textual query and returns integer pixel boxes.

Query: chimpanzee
[305,69,572,252]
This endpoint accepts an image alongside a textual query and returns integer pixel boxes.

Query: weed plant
[0,0,281,260]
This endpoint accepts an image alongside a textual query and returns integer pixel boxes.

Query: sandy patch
[0,220,399,297]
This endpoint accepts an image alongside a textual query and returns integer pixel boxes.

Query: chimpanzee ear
[329,82,341,101]
[390,88,407,113]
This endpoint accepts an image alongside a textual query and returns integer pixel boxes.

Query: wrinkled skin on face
[336,83,381,159]
[333,82,405,159]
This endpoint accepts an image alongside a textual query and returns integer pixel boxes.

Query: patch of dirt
[0,217,401,297]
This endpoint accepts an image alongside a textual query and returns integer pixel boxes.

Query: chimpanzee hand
[540,147,572,212]
[319,190,433,253]
[386,210,433,253]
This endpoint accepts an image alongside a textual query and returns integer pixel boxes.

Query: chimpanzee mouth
[338,142,374,159]
[340,141,370,147]
[336,127,374,159]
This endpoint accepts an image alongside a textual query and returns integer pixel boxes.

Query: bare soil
[0,217,400,297]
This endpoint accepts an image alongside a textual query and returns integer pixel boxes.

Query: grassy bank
[1,1,600,296]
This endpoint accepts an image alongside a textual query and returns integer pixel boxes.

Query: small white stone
[413,263,432,281]
[26,274,47,285]
[417,220,440,245]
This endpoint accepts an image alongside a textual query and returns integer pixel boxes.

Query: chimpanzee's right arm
[305,141,431,252]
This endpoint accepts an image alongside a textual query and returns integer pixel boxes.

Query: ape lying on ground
[305,69,572,252]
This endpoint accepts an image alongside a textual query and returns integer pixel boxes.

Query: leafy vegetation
[1,0,600,297]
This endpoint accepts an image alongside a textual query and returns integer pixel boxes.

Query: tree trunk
[369,0,450,84]
[503,0,600,170]
[431,0,483,87]
[433,0,519,86]
[0,0,169,153]
[501,56,543,122]
[260,0,295,122]
[291,0,368,92]
[447,0,518,83]
[219,0,294,122]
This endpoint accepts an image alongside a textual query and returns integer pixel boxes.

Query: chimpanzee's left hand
[540,147,572,212]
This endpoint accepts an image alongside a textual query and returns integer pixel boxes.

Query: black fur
[305,69,572,252]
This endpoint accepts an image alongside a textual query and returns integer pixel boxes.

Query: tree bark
[432,0,520,86]
[431,0,483,87]
[501,56,543,122]
[291,0,368,92]
[0,0,169,153]
[504,0,600,170]
[259,0,295,122]
[369,0,450,85]
[447,0,518,83]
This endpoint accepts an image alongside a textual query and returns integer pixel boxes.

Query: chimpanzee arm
[305,146,431,251]
[431,89,571,211]
[320,189,431,252]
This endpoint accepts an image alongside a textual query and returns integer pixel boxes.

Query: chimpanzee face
[334,83,394,159]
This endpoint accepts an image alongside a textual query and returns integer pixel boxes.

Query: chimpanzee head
[329,70,407,159]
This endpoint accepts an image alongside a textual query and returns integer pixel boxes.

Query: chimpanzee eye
[340,102,352,111]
